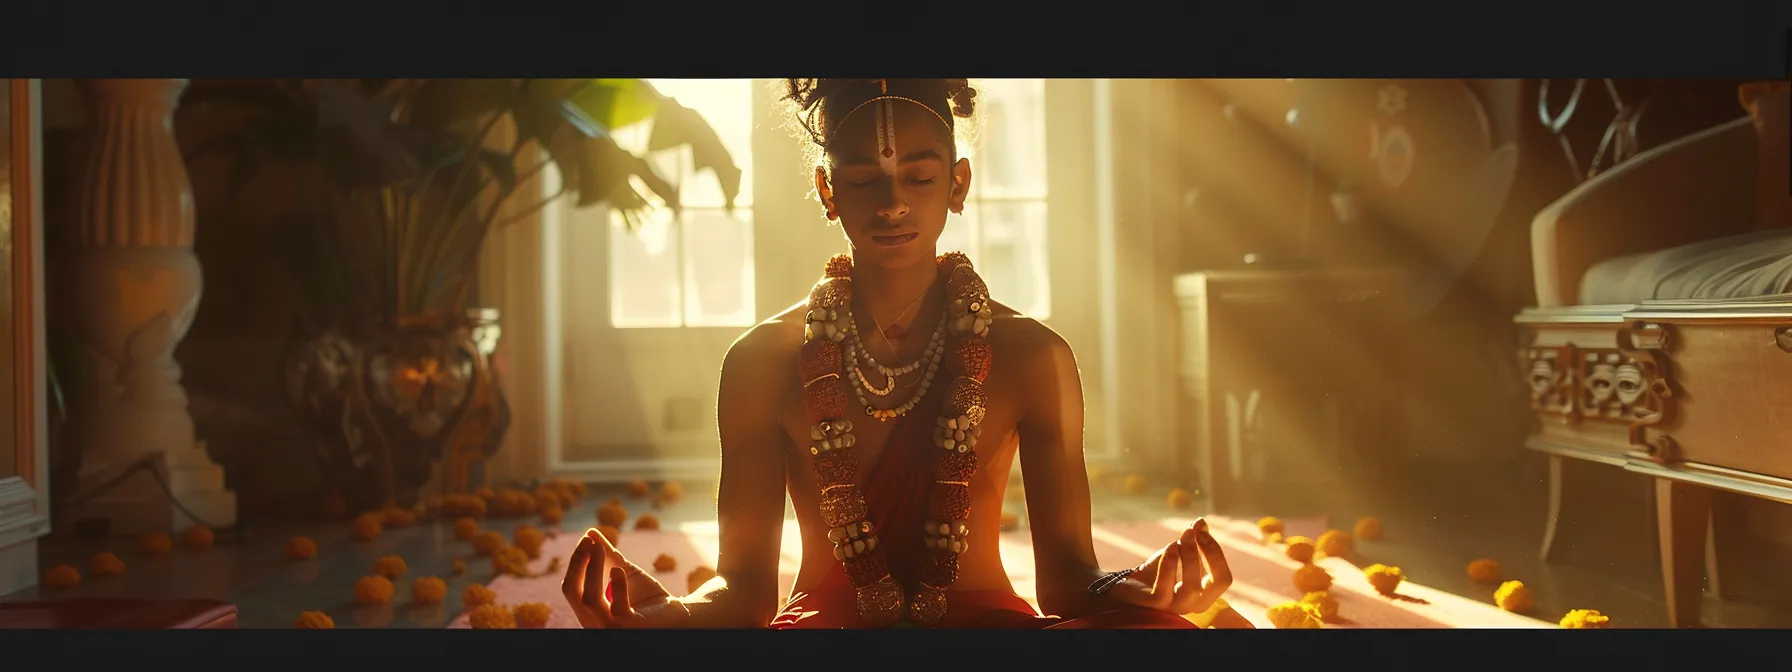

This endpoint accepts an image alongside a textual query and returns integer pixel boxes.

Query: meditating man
[562,78,1251,629]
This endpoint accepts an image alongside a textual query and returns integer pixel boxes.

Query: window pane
[967,78,1047,200]
[968,200,1051,320]
[609,207,682,328]
[683,207,757,327]
[647,78,755,209]
[937,209,976,265]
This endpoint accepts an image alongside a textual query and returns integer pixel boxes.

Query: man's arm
[1012,324,1111,618]
[673,325,792,628]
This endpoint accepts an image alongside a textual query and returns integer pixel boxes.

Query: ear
[948,158,972,214]
[813,166,834,205]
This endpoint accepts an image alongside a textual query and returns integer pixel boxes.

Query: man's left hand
[1102,518,1234,616]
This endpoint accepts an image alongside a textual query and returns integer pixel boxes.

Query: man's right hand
[561,528,690,628]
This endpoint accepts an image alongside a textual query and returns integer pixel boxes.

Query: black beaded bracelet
[1086,568,1135,597]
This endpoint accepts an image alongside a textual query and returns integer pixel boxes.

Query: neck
[848,249,939,320]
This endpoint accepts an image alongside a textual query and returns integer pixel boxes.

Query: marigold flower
[43,564,80,589]
[354,575,395,604]
[468,604,515,629]
[293,611,334,628]
[412,577,447,605]
[90,552,126,578]
[1266,602,1323,629]
[1495,580,1533,613]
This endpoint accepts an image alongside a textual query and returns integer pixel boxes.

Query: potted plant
[180,78,739,509]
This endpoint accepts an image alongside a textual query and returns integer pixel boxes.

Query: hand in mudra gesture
[1105,518,1235,616]
[561,528,688,628]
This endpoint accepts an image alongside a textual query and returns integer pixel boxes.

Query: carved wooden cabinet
[1173,269,1410,514]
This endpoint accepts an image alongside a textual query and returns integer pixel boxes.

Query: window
[940,78,1052,320]
[608,79,757,328]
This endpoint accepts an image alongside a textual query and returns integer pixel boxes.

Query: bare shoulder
[985,300,1076,373]
[722,300,808,380]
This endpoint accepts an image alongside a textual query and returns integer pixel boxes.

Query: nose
[876,187,910,221]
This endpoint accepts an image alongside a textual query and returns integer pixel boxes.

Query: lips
[871,232,919,247]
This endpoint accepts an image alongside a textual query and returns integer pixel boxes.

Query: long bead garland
[798,251,995,627]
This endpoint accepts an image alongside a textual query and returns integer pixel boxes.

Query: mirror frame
[0,78,50,584]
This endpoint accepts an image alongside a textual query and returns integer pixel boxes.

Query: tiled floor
[7,455,1792,628]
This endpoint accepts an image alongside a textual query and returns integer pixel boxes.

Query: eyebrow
[836,149,947,167]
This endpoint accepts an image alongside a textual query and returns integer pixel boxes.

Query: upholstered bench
[1516,82,1792,628]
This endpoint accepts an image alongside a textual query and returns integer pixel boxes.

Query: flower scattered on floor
[635,514,661,531]
[489,489,538,518]
[597,501,629,527]
[285,537,318,561]
[1121,474,1148,495]
[1316,530,1352,557]
[43,564,80,589]
[1293,564,1333,593]
[380,506,417,527]
[1284,536,1315,563]
[451,559,467,576]
[1265,532,1284,545]
[1257,517,1284,538]
[514,526,546,558]
[412,577,447,605]
[626,479,651,498]
[1559,609,1610,628]
[453,518,480,541]
[90,552,126,578]
[1165,488,1192,510]
[1266,602,1323,629]
[653,553,677,573]
[1494,580,1533,613]
[183,525,215,549]
[1301,591,1338,621]
[658,482,685,504]
[293,611,335,628]
[999,511,1021,532]
[1353,516,1384,541]
[473,531,506,556]
[492,546,530,577]
[373,555,408,580]
[440,495,487,519]
[468,604,515,629]
[687,566,717,595]
[1466,558,1502,583]
[596,525,621,547]
[535,487,567,510]
[351,514,382,542]
[548,479,586,503]
[139,533,172,555]
[540,506,564,526]
[1364,564,1404,597]
[546,556,563,573]
[515,602,552,629]
[462,584,496,608]
[354,575,395,605]
[1182,596,1232,628]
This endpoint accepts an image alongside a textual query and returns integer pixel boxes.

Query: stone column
[56,79,232,535]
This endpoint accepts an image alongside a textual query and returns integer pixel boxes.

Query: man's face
[816,102,972,270]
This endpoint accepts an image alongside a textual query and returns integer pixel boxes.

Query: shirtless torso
[719,291,1092,614]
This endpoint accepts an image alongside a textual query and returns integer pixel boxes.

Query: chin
[854,239,936,269]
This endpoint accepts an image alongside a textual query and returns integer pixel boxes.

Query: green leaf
[568,79,663,130]
[647,99,741,210]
